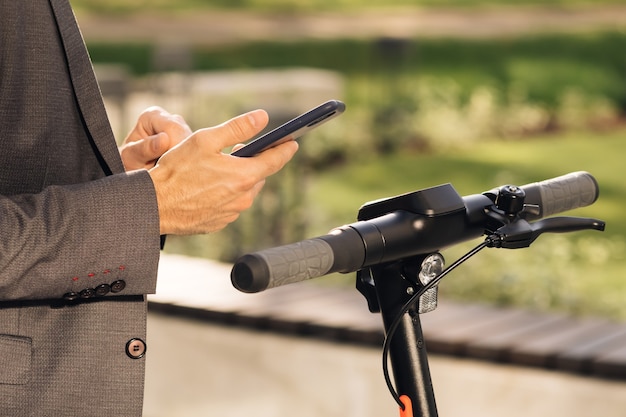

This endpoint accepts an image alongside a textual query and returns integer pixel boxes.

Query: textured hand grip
[231,238,335,293]
[522,171,599,219]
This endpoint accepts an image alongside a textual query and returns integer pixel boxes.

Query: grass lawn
[307,128,624,235]
[303,127,626,319]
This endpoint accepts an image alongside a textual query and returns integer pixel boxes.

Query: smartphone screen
[232,99,345,157]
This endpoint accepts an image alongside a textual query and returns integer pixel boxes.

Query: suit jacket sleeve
[0,170,162,301]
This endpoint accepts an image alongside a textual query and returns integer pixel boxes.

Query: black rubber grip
[231,227,365,293]
[231,238,333,293]
[521,171,599,220]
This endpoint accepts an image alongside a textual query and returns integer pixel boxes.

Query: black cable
[382,240,490,409]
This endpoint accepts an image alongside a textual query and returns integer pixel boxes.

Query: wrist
[148,165,174,236]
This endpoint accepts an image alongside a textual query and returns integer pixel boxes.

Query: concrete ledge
[150,253,626,380]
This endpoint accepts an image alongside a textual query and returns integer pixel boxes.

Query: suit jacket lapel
[48,0,125,175]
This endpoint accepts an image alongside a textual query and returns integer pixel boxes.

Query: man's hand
[148,109,298,235]
[119,106,193,171]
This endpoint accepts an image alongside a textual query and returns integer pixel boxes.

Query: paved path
[150,254,626,379]
[144,312,626,417]
[142,254,626,416]
[77,5,626,45]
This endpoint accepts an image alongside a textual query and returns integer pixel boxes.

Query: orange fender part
[399,395,413,417]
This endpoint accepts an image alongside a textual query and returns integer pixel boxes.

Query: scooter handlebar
[231,171,600,293]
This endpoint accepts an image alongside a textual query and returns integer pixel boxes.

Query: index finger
[142,107,193,145]
[206,110,270,151]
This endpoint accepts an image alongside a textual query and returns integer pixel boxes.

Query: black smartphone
[232,99,345,157]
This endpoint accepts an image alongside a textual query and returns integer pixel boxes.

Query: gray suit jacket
[0,1,161,415]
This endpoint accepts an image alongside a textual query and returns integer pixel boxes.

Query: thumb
[207,109,269,150]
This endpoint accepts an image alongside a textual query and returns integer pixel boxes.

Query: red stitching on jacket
[70,266,125,283]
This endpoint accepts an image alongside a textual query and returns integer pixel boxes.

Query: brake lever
[486,216,606,249]
[532,216,605,234]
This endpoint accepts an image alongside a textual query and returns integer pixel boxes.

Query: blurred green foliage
[89,32,626,155]
[88,31,626,112]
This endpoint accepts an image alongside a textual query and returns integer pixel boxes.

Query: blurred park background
[75,0,626,320]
